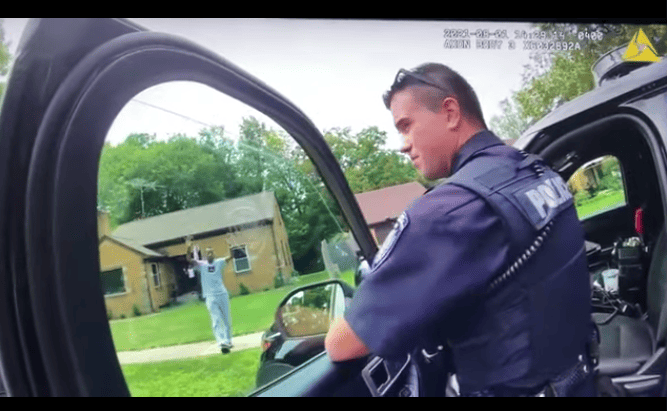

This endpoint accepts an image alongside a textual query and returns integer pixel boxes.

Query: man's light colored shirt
[193,258,228,297]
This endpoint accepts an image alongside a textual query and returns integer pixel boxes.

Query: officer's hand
[325,318,370,362]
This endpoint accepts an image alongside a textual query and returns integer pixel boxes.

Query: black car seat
[592,227,667,395]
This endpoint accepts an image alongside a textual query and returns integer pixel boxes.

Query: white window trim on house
[280,240,287,268]
[231,245,251,274]
[151,262,161,288]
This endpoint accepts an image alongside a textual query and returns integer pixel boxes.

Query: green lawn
[110,270,355,352]
[576,190,626,220]
[121,348,262,397]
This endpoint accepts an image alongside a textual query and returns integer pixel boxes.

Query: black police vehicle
[0,18,666,397]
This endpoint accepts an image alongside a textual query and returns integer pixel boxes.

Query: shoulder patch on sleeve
[371,211,409,271]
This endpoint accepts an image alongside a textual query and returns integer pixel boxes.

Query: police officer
[324,63,597,397]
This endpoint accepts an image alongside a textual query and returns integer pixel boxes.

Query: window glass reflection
[99,81,359,396]
[568,155,627,220]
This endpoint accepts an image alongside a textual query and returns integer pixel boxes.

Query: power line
[130,98,215,129]
[125,97,345,232]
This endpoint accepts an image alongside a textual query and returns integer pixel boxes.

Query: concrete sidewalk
[116,331,265,365]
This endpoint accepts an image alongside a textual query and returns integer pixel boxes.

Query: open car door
[0,18,378,397]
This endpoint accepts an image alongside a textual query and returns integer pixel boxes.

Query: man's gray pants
[205,292,232,348]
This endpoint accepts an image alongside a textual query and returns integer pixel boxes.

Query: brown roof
[100,235,164,257]
[354,182,426,226]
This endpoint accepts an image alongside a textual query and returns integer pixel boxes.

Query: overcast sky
[3,18,540,150]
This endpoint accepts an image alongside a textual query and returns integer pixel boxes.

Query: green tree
[489,94,532,142]
[237,117,269,193]
[490,24,667,139]
[98,117,425,274]
[0,19,12,107]
[197,126,246,199]
[515,23,667,123]
[324,126,423,192]
[98,117,347,273]
[260,129,344,273]
[98,129,240,227]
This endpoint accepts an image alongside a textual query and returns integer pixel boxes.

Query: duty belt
[361,325,599,397]
[464,352,595,397]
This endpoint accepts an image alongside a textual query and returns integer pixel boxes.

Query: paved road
[115,331,265,365]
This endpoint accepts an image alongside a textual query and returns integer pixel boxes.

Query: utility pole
[128,178,164,218]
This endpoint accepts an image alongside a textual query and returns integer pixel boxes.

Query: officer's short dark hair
[383,63,487,128]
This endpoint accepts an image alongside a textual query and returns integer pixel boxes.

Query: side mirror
[276,279,354,338]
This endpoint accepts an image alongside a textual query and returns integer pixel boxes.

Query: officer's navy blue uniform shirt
[345,129,593,396]
[345,131,511,358]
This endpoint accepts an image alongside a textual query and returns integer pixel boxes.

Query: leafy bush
[273,271,285,288]
[239,283,250,296]
[599,174,622,191]
[586,184,600,198]
[292,270,300,277]
[573,189,591,207]
[133,304,142,317]
[107,310,113,320]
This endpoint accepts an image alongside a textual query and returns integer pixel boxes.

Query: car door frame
[0,18,378,396]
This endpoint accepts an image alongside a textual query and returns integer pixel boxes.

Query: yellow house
[99,191,294,319]
[99,235,177,319]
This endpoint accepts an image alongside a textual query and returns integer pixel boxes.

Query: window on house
[567,155,627,220]
[232,245,251,273]
[151,263,161,287]
[101,268,125,295]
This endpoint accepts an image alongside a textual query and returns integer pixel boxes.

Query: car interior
[257,113,667,398]
[539,113,667,396]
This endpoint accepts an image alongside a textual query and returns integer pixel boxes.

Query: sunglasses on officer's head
[383,68,452,109]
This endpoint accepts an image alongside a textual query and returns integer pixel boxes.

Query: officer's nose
[399,134,412,155]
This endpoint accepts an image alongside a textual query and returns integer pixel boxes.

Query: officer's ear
[440,97,463,130]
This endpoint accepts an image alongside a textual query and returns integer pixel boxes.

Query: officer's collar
[450,130,505,174]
